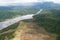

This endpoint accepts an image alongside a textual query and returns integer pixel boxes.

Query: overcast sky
[0,0,60,6]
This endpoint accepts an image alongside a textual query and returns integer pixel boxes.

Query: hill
[0,20,56,40]
[33,9,60,40]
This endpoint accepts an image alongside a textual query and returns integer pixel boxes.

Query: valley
[0,2,60,40]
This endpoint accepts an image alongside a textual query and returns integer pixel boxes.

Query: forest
[33,9,60,40]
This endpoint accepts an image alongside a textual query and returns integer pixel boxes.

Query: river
[0,9,43,30]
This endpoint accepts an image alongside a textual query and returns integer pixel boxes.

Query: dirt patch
[11,21,56,40]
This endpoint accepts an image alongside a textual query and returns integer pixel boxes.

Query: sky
[0,0,60,6]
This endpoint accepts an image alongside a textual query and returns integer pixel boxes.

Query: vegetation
[0,22,19,40]
[33,9,60,40]
[0,2,60,22]
[0,6,39,22]
[0,2,60,40]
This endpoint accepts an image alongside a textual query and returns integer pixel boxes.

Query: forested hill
[33,9,60,40]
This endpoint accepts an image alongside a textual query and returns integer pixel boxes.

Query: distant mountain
[0,2,60,10]
[31,2,60,9]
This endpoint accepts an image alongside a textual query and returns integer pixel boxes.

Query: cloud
[0,0,54,3]
[38,0,60,3]
[0,0,60,6]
